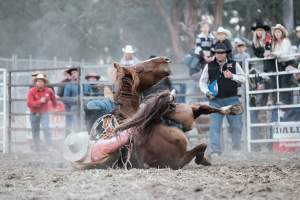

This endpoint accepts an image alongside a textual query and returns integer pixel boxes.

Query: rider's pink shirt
[91,129,131,162]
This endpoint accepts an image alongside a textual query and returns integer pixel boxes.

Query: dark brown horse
[112,62,242,169]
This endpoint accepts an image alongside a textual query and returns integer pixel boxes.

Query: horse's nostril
[164,58,171,63]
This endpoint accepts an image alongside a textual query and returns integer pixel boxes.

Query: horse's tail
[114,91,175,136]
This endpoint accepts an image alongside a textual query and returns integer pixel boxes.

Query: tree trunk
[212,0,224,31]
[154,0,184,61]
[282,0,294,34]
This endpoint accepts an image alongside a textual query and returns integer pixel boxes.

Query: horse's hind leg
[191,103,243,118]
[190,104,222,119]
[179,143,211,168]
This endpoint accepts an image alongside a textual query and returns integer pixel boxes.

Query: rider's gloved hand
[206,92,215,101]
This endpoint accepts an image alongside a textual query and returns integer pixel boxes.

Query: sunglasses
[215,52,226,54]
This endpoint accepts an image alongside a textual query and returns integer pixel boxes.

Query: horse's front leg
[190,103,243,118]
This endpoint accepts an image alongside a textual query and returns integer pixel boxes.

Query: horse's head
[132,57,171,91]
[112,63,140,99]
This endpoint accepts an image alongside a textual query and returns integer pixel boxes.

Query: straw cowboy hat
[215,27,232,38]
[272,24,288,37]
[211,42,231,53]
[63,131,90,162]
[251,20,270,31]
[85,72,100,80]
[122,45,136,53]
[32,71,47,77]
[34,73,48,84]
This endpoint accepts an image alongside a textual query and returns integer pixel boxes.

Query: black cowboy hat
[85,72,100,80]
[211,42,230,53]
[65,66,79,74]
[251,20,270,31]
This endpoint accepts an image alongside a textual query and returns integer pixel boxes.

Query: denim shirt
[63,82,96,107]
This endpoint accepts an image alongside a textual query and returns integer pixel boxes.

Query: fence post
[79,59,85,131]
[7,70,12,153]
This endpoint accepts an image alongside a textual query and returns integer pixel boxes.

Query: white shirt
[199,61,245,95]
[119,56,140,66]
[272,38,293,61]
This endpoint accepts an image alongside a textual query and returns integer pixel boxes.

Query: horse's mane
[113,67,140,120]
[114,91,175,138]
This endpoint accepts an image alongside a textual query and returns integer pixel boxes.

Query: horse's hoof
[200,157,212,166]
[195,154,211,166]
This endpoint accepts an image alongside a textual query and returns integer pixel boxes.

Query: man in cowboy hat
[57,66,74,98]
[27,73,57,151]
[214,27,233,60]
[119,45,140,66]
[83,72,102,96]
[199,42,245,157]
[63,129,132,169]
[63,66,81,135]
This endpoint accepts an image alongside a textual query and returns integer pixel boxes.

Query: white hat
[272,24,288,37]
[234,38,246,46]
[296,26,300,32]
[122,45,136,53]
[34,73,48,84]
[215,27,232,38]
[63,131,90,162]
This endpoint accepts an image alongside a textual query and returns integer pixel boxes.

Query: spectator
[233,38,250,68]
[84,72,102,96]
[193,21,215,75]
[214,27,233,60]
[27,73,57,152]
[63,67,80,135]
[57,67,72,98]
[251,21,272,59]
[119,45,140,66]
[295,26,300,53]
[251,20,273,106]
[184,22,215,103]
[199,42,245,156]
[271,24,294,104]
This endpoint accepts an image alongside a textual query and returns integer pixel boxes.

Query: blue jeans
[65,105,79,136]
[86,99,116,113]
[30,112,51,149]
[209,96,243,153]
[85,99,116,132]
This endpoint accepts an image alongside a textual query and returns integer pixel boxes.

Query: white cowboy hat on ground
[63,131,90,162]
[272,24,288,37]
[122,45,136,53]
[215,27,232,38]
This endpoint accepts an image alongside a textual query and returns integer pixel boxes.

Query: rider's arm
[91,130,131,162]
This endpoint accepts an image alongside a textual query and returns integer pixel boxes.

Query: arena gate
[245,55,300,152]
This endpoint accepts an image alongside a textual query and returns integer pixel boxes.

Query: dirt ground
[0,149,299,200]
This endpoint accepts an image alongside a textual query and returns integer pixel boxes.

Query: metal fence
[1,56,213,153]
[245,55,300,152]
